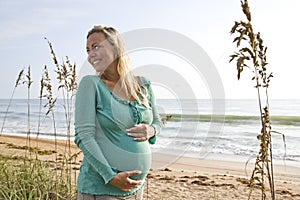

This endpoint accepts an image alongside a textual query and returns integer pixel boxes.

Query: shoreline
[151,152,300,183]
[1,134,299,181]
[1,134,300,199]
[3,132,299,166]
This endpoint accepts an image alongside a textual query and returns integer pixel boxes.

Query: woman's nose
[88,51,96,59]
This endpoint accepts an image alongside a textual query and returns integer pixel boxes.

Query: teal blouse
[74,75,162,196]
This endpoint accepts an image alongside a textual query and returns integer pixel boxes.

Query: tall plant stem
[26,66,33,159]
[0,89,17,135]
[0,69,25,135]
[230,0,276,199]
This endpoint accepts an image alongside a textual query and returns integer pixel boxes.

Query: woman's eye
[93,45,99,51]
[87,44,103,54]
[93,45,102,51]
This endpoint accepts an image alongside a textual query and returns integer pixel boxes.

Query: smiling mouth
[92,60,101,65]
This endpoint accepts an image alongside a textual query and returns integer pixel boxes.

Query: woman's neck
[101,72,119,82]
[100,62,120,82]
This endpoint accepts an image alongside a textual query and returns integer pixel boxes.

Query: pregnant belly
[98,133,151,180]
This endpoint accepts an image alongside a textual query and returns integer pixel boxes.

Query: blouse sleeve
[141,77,163,144]
[74,76,117,184]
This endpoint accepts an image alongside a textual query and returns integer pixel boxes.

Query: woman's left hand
[126,124,155,142]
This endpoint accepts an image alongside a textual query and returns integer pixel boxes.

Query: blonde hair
[87,25,148,105]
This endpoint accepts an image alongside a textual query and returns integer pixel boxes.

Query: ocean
[0,98,299,166]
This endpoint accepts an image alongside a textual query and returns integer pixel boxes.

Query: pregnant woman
[74,25,162,199]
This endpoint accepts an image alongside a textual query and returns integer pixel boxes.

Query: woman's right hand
[108,171,143,192]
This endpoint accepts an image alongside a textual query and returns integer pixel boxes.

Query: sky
[0,0,299,99]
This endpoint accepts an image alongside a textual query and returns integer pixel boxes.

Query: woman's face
[86,32,115,73]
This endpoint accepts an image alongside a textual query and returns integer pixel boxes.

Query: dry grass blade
[25,66,33,159]
[1,68,25,135]
[44,37,59,68]
[229,1,286,199]
[44,38,78,197]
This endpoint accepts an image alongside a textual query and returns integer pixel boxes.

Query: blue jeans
[77,188,144,200]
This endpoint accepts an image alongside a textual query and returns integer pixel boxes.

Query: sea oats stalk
[0,68,25,135]
[0,66,33,158]
[36,74,45,146]
[45,39,77,198]
[229,0,276,199]
[41,65,57,143]
[58,57,77,157]
[41,65,59,198]
[25,66,33,157]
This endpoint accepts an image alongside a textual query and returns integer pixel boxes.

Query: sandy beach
[0,135,299,200]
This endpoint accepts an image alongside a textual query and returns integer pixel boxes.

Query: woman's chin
[92,64,105,73]
[93,67,103,73]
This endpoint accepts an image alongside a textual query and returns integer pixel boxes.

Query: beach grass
[0,39,78,199]
[229,0,285,199]
[0,154,76,199]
